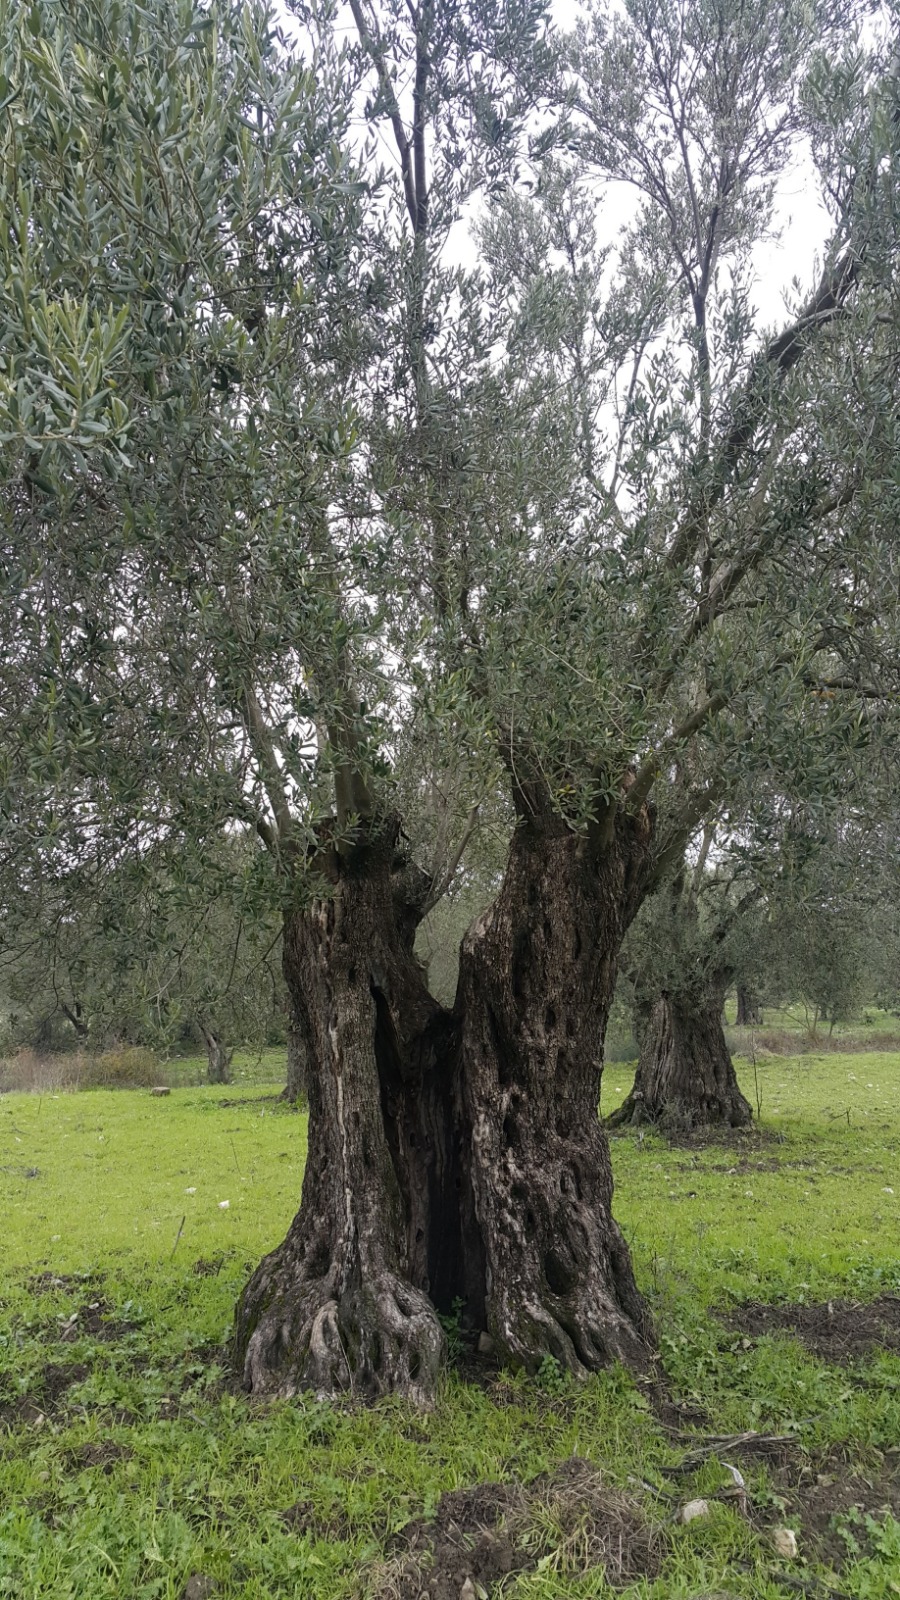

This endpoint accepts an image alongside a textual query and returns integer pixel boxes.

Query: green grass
[0,1054,899,1598]
[162,1047,290,1089]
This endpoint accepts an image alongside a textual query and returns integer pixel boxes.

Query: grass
[0,1052,898,1598]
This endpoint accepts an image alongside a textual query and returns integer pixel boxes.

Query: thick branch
[649,776,728,889]
[423,802,480,915]
[348,0,419,231]
[241,689,294,845]
[666,243,861,572]
[629,690,728,809]
[658,471,861,699]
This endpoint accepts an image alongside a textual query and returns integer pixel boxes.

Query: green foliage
[1,0,899,946]
[0,834,285,1063]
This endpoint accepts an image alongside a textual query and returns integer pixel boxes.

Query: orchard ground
[0,1048,899,1599]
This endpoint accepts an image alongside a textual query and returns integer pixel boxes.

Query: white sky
[277,0,841,339]
[542,0,836,333]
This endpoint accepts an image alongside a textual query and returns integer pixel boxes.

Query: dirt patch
[639,1377,711,1436]
[0,1395,51,1429]
[610,1123,784,1153]
[665,1125,784,1152]
[281,1498,353,1540]
[56,1297,139,1343]
[64,1438,133,1474]
[371,1457,665,1599]
[726,1295,900,1361]
[215,1094,284,1108]
[703,1157,850,1175]
[769,1451,900,1571]
[192,1256,226,1277]
[26,1271,98,1296]
[0,1360,90,1429]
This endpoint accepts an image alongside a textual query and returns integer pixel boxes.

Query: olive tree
[0,839,283,1079]
[1,0,899,1404]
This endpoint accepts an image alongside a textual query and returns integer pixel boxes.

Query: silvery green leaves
[0,0,353,493]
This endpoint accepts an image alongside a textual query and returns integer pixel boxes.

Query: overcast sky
[282,0,836,336]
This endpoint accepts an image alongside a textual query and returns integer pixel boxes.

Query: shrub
[0,1046,165,1092]
[80,1047,162,1088]
[0,1049,83,1093]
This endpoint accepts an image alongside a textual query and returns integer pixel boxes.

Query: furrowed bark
[233,820,449,1405]
[198,1021,232,1085]
[451,793,656,1377]
[609,982,752,1130]
[735,985,763,1027]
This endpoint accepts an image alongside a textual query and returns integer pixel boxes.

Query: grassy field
[1,1051,899,1599]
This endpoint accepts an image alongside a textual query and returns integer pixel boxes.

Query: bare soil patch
[609,1123,784,1153]
[192,1255,226,1277]
[281,1498,352,1540]
[0,1360,90,1429]
[64,1438,133,1474]
[25,1271,98,1296]
[726,1296,900,1361]
[57,1296,140,1343]
[769,1451,900,1571]
[370,1456,665,1599]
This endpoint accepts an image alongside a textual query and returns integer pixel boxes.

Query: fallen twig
[661,1430,798,1472]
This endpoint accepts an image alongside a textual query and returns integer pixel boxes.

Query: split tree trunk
[449,795,655,1375]
[608,984,752,1130]
[233,800,657,1403]
[198,1022,233,1085]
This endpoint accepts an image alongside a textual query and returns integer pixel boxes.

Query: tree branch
[241,688,294,846]
[665,242,861,573]
[348,0,419,232]
[423,802,480,915]
[629,690,729,809]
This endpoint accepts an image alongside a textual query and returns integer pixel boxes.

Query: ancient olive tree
[610,710,900,1130]
[2,0,899,1403]
[610,827,757,1131]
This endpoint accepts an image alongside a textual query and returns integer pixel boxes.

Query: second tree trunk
[609,985,752,1130]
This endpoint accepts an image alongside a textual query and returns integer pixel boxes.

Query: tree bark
[735,985,762,1027]
[609,983,752,1130]
[61,1002,89,1041]
[198,1021,232,1085]
[281,1003,307,1102]
[233,801,657,1403]
[232,821,451,1405]
[451,800,655,1376]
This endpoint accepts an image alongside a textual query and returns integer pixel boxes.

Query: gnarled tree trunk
[233,800,657,1403]
[609,981,752,1130]
[233,822,451,1405]
[198,1021,233,1085]
[452,798,655,1376]
[735,985,762,1027]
